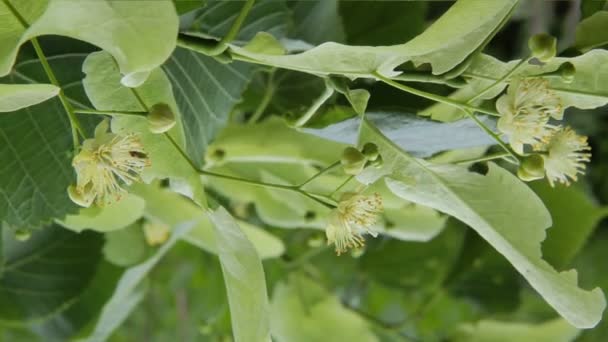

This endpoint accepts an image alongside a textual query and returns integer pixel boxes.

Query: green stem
[73,109,148,117]
[247,71,275,124]
[462,108,519,162]
[294,83,334,127]
[466,57,531,104]
[186,0,256,56]
[374,72,518,161]
[373,72,500,117]
[3,0,86,149]
[298,161,340,188]
[163,132,336,208]
[30,38,85,148]
[453,151,511,165]
[201,170,336,208]
[282,245,332,270]
[221,0,255,45]
[329,175,354,199]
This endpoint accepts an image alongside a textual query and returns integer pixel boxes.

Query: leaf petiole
[31,38,85,149]
[73,109,148,117]
[373,72,500,117]
[163,132,337,208]
[453,151,512,165]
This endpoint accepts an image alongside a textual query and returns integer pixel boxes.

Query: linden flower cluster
[325,192,383,255]
[68,119,150,207]
[496,78,591,186]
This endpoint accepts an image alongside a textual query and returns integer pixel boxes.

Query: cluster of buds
[340,142,382,175]
[323,143,385,255]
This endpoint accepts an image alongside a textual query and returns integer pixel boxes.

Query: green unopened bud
[341,147,366,175]
[147,103,176,134]
[14,228,31,242]
[369,154,384,168]
[361,143,379,161]
[517,154,545,181]
[558,62,576,83]
[528,34,557,63]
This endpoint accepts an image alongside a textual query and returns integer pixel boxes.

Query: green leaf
[1,0,179,87]
[102,223,147,267]
[58,194,145,233]
[132,183,284,260]
[421,54,518,121]
[574,230,608,341]
[270,274,378,342]
[0,0,48,76]
[289,0,345,44]
[304,112,494,158]
[0,224,103,324]
[464,50,608,110]
[31,261,123,340]
[191,0,290,42]
[581,0,608,19]
[0,83,58,112]
[361,220,465,290]
[575,11,608,51]
[173,0,205,15]
[453,318,580,342]
[357,119,606,328]
[81,51,206,207]
[162,49,256,168]
[165,0,291,167]
[229,0,517,77]
[531,181,608,269]
[205,118,345,167]
[0,52,91,229]
[79,221,196,342]
[339,1,427,46]
[208,207,271,342]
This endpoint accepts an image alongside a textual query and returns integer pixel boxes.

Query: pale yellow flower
[68,119,150,207]
[538,126,591,186]
[496,78,563,154]
[325,193,382,255]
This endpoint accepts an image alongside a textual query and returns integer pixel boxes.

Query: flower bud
[147,103,176,134]
[517,154,545,181]
[558,62,576,83]
[341,147,366,175]
[361,142,379,161]
[14,228,31,242]
[528,34,557,63]
[369,154,384,168]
